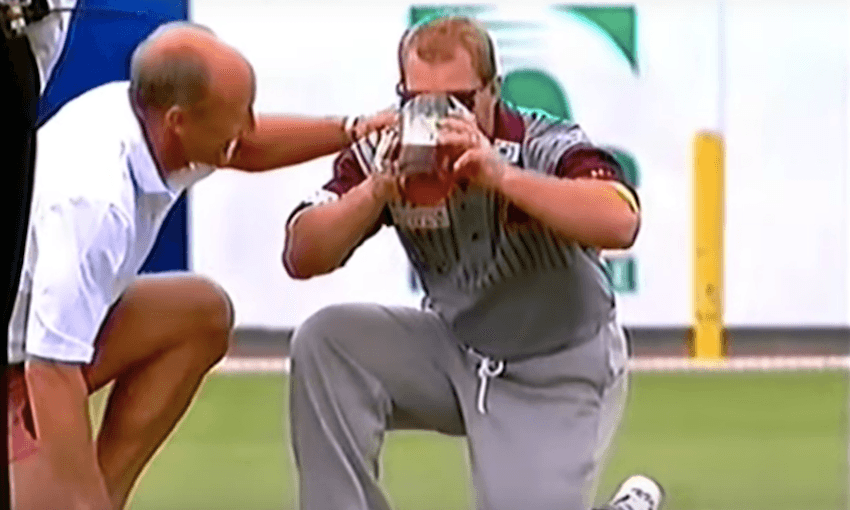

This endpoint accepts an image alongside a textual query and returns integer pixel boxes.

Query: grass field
[90,371,849,510]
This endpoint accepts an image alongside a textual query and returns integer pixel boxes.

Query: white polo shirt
[23,0,77,93]
[7,80,214,364]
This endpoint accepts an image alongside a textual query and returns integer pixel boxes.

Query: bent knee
[191,276,234,330]
[290,304,364,366]
[181,276,234,362]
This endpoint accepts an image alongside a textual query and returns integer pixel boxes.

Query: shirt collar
[122,86,179,199]
[492,101,525,143]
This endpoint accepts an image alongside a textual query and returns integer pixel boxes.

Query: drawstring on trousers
[474,355,505,414]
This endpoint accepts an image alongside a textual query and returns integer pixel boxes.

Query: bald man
[6,22,392,510]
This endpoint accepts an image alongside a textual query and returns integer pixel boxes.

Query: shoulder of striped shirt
[514,111,637,211]
[519,113,592,165]
[516,107,580,139]
[288,129,399,224]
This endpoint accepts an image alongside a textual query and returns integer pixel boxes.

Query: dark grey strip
[543,230,569,268]
[505,230,532,273]
[492,254,509,282]
[517,228,545,271]
[529,225,557,271]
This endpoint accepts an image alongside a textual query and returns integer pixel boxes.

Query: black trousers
[0,27,41,507]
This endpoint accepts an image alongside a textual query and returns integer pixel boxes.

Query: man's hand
[366,171,402,205]
[437,112,507,190]
[348,106,400,142]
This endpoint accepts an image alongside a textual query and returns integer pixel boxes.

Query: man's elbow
[282,236,335,280]
[282,247,316,280]
[603,211,640,250]
[283,257,308,280]
[611,211,640,250]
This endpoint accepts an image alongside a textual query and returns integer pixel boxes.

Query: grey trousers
[289,303,629,510]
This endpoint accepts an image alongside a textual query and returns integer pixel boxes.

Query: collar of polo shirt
[122,81,218,198]
[126,138,176,198]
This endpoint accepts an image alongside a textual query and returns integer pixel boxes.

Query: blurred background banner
[188,0,849,332]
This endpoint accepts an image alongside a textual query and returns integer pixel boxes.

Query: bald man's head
[130,22,254,113]
[130,22,257,169]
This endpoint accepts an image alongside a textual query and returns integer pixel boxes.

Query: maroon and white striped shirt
[289,103,639,359]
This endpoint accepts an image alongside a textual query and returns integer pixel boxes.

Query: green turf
[90,372,848,510]
[597,373,848,510]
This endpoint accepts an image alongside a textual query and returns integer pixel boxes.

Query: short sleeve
[25,200,130,363]
[286,136,394,232]
[555,145,640,212]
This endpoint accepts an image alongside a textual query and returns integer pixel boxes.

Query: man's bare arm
[283,174,397,279]
[230,110,397,172]
[25,360,113,510]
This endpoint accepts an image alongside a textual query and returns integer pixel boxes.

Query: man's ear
[487,77,502,110]
[490,76,502,96]
[164,105,186,136]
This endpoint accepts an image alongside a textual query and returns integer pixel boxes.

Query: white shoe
[606,474,664,510]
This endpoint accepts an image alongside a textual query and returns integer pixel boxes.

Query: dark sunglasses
[396,83,485,112]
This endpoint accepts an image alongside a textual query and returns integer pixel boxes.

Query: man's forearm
[229,115,349,171]
[494,165,639,249]
[25,360,113,509]
[284,177,392,278]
